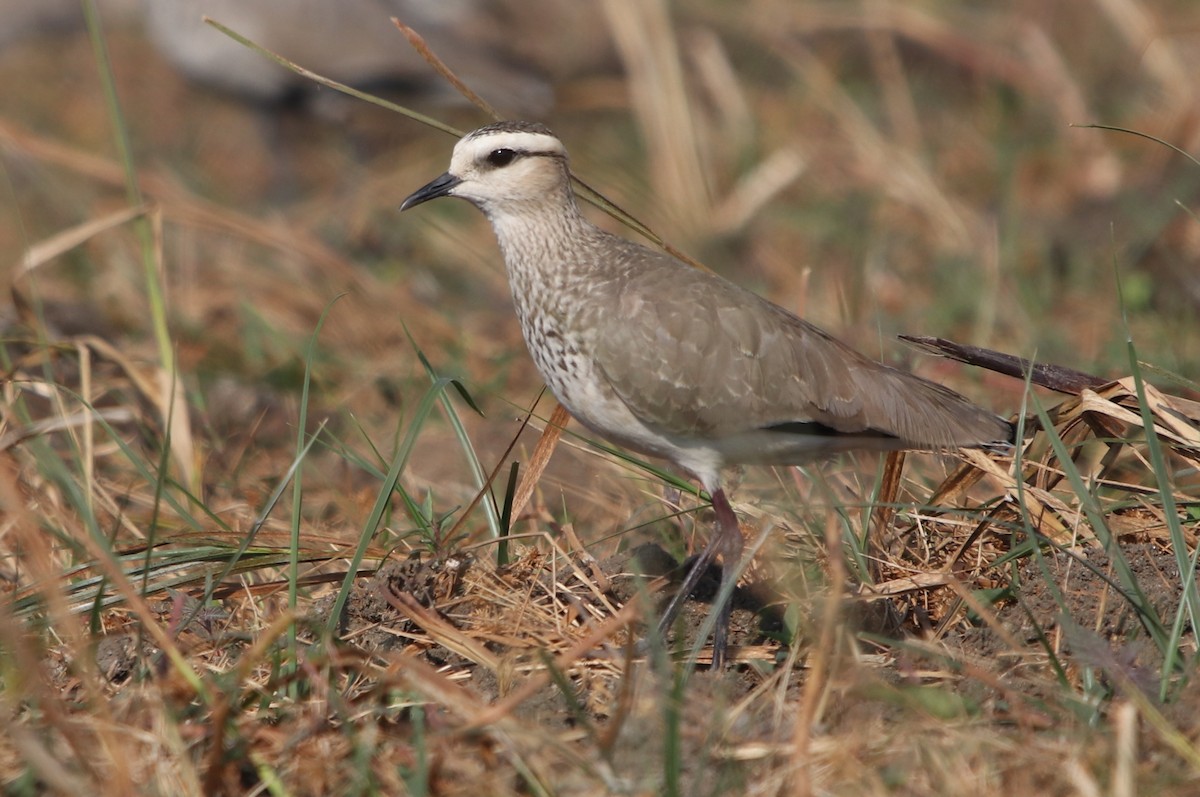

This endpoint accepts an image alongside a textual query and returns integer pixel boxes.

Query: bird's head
[400,121,570,214]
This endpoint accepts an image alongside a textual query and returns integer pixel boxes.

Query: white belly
[519,315,723,488]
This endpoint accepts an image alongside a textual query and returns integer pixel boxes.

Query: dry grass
[2,1,1200,795]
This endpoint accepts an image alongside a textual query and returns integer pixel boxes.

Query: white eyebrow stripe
[460,130,565,158]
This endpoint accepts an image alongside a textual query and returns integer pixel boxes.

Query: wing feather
[588,242,1010,450]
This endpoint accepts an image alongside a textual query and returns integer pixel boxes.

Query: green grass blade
[404,325,500,538]
[285,295,343,688]
[1029,392,1169,650]
[326,414,437,545]
[82,1,173,381]
[1125,339,1200,697]
[326,376,463,635]
[201,422,328,613]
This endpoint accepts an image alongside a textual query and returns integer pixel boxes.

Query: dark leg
[708,489,743,668]
[655,488,744,668]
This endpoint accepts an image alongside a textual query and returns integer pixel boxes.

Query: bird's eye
[486,148,518,167]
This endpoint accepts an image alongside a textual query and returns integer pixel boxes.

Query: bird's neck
[481,190,617,337]
[486,194,592,269]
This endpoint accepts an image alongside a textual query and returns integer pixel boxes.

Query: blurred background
[2,0,1199,536]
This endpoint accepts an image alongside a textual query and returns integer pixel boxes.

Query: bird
[400,121,1014,667]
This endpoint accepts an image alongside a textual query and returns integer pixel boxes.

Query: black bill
[399,172,463,211]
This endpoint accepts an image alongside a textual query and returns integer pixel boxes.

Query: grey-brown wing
[589,249,1010,448]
